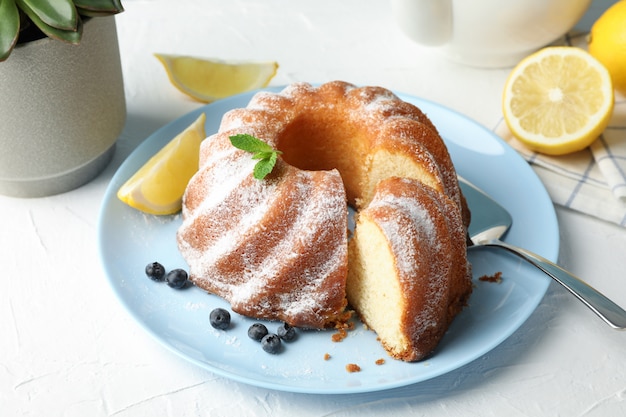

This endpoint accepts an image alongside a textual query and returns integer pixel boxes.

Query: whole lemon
[588,0,626,95]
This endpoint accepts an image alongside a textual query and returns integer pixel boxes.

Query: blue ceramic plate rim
[98,87,559,395]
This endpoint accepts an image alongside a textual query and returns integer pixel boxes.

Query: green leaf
[75,0,124,15]
[253,151,278,180]
[230,134,274,154]
[251,151,274,160]
[17,0,77,31]
[19,4,83,44]
[0,0,20,61]
[229,134,282,180]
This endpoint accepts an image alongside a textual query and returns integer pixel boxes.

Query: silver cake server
[459,176,626,330]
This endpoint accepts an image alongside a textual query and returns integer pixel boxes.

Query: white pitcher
[391,0,592,67]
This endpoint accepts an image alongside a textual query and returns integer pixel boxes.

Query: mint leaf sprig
[229,134,283,180]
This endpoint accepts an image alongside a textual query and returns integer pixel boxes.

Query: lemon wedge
[502,46,614,155]
[117,113,206,215]
[155,54,278,102]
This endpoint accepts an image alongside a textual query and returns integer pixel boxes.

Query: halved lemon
[117,113,206,215]
[502,46,614,155]
[155,54,278,102]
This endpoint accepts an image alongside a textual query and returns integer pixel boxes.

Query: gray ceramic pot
[0,16,126,197]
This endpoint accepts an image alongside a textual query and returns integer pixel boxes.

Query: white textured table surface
[3,1,626,416]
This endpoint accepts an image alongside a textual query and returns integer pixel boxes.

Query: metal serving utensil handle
[484,239,626,330]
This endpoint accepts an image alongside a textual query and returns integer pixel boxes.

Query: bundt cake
[347,177,472,361]
[176,81,472,359]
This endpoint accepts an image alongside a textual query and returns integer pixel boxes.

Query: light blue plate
[98,88,559,394]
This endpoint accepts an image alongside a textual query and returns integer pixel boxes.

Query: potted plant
[0,0,126,197]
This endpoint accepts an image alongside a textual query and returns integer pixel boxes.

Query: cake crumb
[479,271,503,283]
[375,358,385,365]
[332,328,348,342]
[331,320,354,342]
[324,353,331,361]
[345,363,361,373]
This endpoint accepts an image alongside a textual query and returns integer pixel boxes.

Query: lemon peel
[155,54,278,102]
[117,113,206,215]
[502,47,614,155]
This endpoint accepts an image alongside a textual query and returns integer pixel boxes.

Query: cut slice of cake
[347,177,472,361]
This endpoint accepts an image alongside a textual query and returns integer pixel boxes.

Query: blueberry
[277,322,296,342]
[210,308,231,330]
[248,323,268,341]
[166,268,188,289]
[145,262,165,281]
[261,333,282,354]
